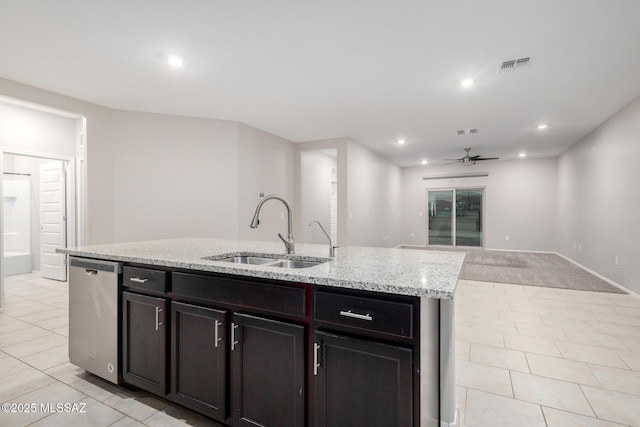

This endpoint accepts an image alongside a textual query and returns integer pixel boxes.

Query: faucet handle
[330,245,339,257]
[277,233,295,254]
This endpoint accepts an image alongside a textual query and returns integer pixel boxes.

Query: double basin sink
[204,253,329,269]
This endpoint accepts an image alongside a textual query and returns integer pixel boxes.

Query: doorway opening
[0,96,87,311]
[2,154,72,281]
[427,188,484,248]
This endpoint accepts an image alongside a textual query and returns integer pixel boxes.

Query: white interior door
[40,161,67,281]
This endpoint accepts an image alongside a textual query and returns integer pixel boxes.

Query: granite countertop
[59,238,465,299]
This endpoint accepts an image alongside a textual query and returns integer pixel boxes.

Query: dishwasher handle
[69,257,122,274]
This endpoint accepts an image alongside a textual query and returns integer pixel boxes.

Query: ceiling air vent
[498,57,530,73]
[457,128,478,135]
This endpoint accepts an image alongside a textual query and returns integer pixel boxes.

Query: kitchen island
[61,238,464,427]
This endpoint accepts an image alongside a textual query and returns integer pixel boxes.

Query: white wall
[346,140,403,248]
[1,79,298,247]
[111,111,239,242]
[0,102,77,156]
[0,77,115,245]
[402,158,558,251]
[295,138,349,247]
[237,123,296,243]
[299,150,336,244]
[111,114,295,244]
[557,95,640,294]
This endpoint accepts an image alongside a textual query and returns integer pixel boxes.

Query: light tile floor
[456,279,640,427]
[1,273,639,426]
[0,273,223,427]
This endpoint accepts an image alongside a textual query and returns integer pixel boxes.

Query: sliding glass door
[427,188,483,247]
[428,190,454,246]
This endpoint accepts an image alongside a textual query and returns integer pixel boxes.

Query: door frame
[425,186,486,249]
[0,148,85,305]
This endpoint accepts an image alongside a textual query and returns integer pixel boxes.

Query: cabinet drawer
[314,291,413,339]
[123,266,169,294]
[173,272,306,318]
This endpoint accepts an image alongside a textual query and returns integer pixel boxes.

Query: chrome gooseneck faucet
[250,194,295,254]
[308,220,338,257]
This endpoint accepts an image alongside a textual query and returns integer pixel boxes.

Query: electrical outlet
[615,256,619,266]
[349,212,353,219]
[419,211,423,217]
[410,232,415,238]
[578,244,582,252]
[505,235,510,241]
[573,243,577,250]
[280,212,284,220]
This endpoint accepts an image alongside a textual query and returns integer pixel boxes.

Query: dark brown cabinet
[118,267,425,427]
[122,291,168,395]
[313,330,413,427]
[171,302,228,421]
[231,313,305,427]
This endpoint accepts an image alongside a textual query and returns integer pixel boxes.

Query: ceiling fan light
[421,159,428,165]
[537,124,548,130]
[397,139,406,145]
[519,152,527,158]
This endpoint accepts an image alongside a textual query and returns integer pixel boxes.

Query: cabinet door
[122,291,167,395]
[232,313,305,427]
[314,331,413,427]
[171,302,227,421]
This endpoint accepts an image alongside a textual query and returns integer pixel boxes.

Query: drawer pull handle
[214,320,223,348]
[130,277,148,283]
[155,307,164,331]
[313,342,320,376]
[339,310,373,321]
[231,323,239,351]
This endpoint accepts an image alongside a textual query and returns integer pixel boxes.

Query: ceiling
[1,1,640,167]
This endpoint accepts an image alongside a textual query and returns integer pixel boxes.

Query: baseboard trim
[483,248,556,254]
[555,252,639,298]
[440,407,459,427]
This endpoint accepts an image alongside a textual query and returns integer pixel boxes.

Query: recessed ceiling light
[421,159,428,165]
[537,124,548,130]
[397,139,406,146]
[460,78,474,88]
[519,152,527,158]
[166,55,185,68]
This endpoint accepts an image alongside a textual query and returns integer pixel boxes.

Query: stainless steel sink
[206,253,328,269]
[217,256,276,265]
[269,260,323,269]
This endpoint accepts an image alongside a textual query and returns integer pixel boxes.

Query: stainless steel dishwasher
[69,256,122,384]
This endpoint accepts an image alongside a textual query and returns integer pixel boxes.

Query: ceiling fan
[445,148,499,166]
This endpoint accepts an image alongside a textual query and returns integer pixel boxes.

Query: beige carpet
[399,247,625,294]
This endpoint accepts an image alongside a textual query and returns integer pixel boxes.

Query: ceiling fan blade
[469,155,482,160]
[474,157,500,161]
